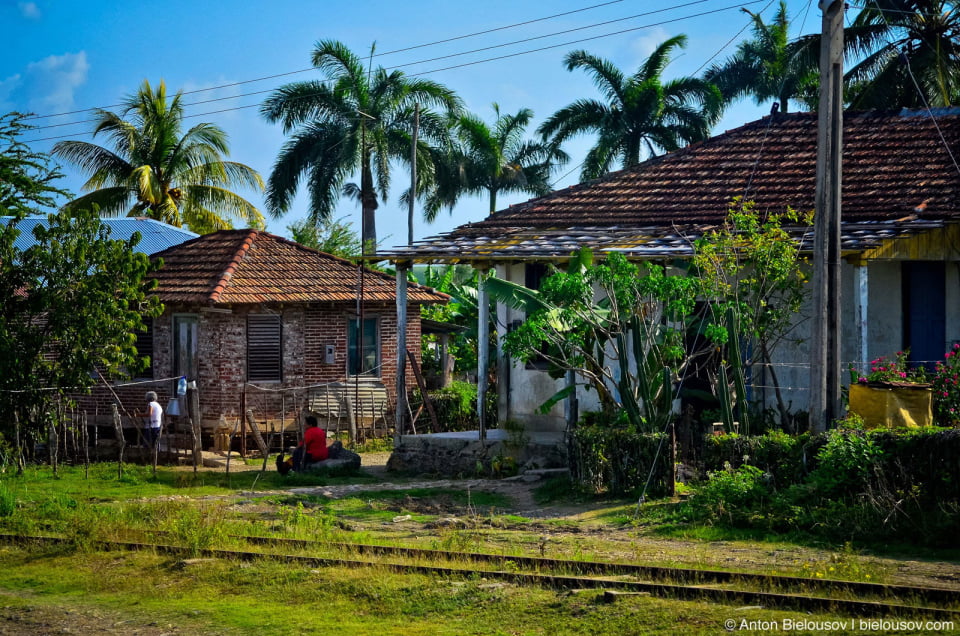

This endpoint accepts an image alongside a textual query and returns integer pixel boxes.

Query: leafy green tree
[1,113,68,215]
[538,35,722,181]
[844,0,960,108]
[288,216,362,260]
[496,250,700,431]
[704,1,819,113]
[424,104,568,216]
[52,80,264,234]
[261,39,462,252]
[420,264,493,377]
[693,199,812,429]
[1,120,163,466]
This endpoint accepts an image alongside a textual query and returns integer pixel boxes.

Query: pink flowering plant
[859,351,926,385]
[932,343,960,425]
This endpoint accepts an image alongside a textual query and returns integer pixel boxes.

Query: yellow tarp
[848,383,933,429]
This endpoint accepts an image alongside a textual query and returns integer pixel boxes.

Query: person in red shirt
[277,416,328,475]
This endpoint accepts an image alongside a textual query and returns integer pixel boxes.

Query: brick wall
[73,301,426,434]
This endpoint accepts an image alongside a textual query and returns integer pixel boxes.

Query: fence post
[188,385,201,473]
[112,403,124,479]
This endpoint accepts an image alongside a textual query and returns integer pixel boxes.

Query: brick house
[79,229,447,436]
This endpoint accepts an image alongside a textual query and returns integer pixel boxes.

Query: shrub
[861,350,926,384]
[423,381,496,432]
[689,463,771,526]
[689,428,960,545]
[808,428,882,499]
[569,425,671,496]
[702,430,814,487]
[932,343,960,425]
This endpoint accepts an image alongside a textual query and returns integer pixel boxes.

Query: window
[173,314,199,382]
[524,263,551,370]
[134,317,153,378]
[247,314,283,382]
[348,317,380,376]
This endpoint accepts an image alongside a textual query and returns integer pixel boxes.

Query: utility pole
[810,0,844,433]
[409,103,419,247]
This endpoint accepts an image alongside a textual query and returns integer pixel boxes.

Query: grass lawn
[0,463,956,635]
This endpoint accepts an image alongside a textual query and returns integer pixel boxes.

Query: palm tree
[704,1,819,113]
[425,104,568,216]
[843,0,960,108]
[261,40,462,252]
[52,80,264,234]
[538,35,722,181]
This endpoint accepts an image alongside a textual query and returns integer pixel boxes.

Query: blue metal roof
[2,216,198,255]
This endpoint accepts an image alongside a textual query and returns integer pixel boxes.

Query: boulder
[303,440,361,473]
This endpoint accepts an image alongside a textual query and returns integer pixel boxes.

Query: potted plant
[848,351,932,428]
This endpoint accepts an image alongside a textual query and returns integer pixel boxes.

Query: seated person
[276,416,328,475]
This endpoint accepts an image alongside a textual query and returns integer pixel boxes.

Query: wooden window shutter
[247,314,282,382]
[134,317,154,378]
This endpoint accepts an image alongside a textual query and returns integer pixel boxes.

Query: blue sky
[2,0,821,250]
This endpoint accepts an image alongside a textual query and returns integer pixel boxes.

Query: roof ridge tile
[209,229,258,303]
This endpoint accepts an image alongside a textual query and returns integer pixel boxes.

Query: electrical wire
[20,0,706,123]
[22,1,767,145]
[21,0,736,134]
[866,3,960,179]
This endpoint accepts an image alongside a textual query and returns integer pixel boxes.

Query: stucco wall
[494,255,960,429]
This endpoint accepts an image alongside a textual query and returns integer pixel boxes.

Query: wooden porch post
[477,266,490,441]
[395,261,409,440]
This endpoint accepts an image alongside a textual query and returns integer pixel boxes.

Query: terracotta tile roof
[381,108,960,262]
[150,230,448,305]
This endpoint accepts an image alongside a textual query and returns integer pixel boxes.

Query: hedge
[569,426,671,497]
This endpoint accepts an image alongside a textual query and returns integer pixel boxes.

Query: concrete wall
[495,263,601,432]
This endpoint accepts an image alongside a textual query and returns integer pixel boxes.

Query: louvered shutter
[134,318,153,378]
[247,314,282,382]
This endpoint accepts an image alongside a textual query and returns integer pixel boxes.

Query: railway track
[2,533,958,620]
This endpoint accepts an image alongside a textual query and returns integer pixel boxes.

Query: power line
[22,0,711,134]
[19,0,633,122]
[23,1,766,145]
[868,5,960,179]
[20,0,763,136]
[386,0,724,74]
[25,0,726,134]
[397,3,767,79]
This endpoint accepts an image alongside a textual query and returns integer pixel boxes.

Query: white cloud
[17,2,40,19]
[628,27,674,67]
[0,73,23,112]
[17,51,89,115]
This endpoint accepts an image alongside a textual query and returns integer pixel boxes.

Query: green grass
[1,461,956,622]
[0,547,886,635]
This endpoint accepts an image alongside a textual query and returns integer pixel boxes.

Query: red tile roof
[462,109,960,232]
[150,230,448,305]
[380,109,960,262]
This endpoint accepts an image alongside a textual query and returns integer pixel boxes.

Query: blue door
[903,262,946,371]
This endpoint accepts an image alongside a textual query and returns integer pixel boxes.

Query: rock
[301,441,361,473]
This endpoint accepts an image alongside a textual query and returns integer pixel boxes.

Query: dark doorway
[903,261,946,371]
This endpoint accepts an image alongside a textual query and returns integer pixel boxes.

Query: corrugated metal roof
[2,216,198,255]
